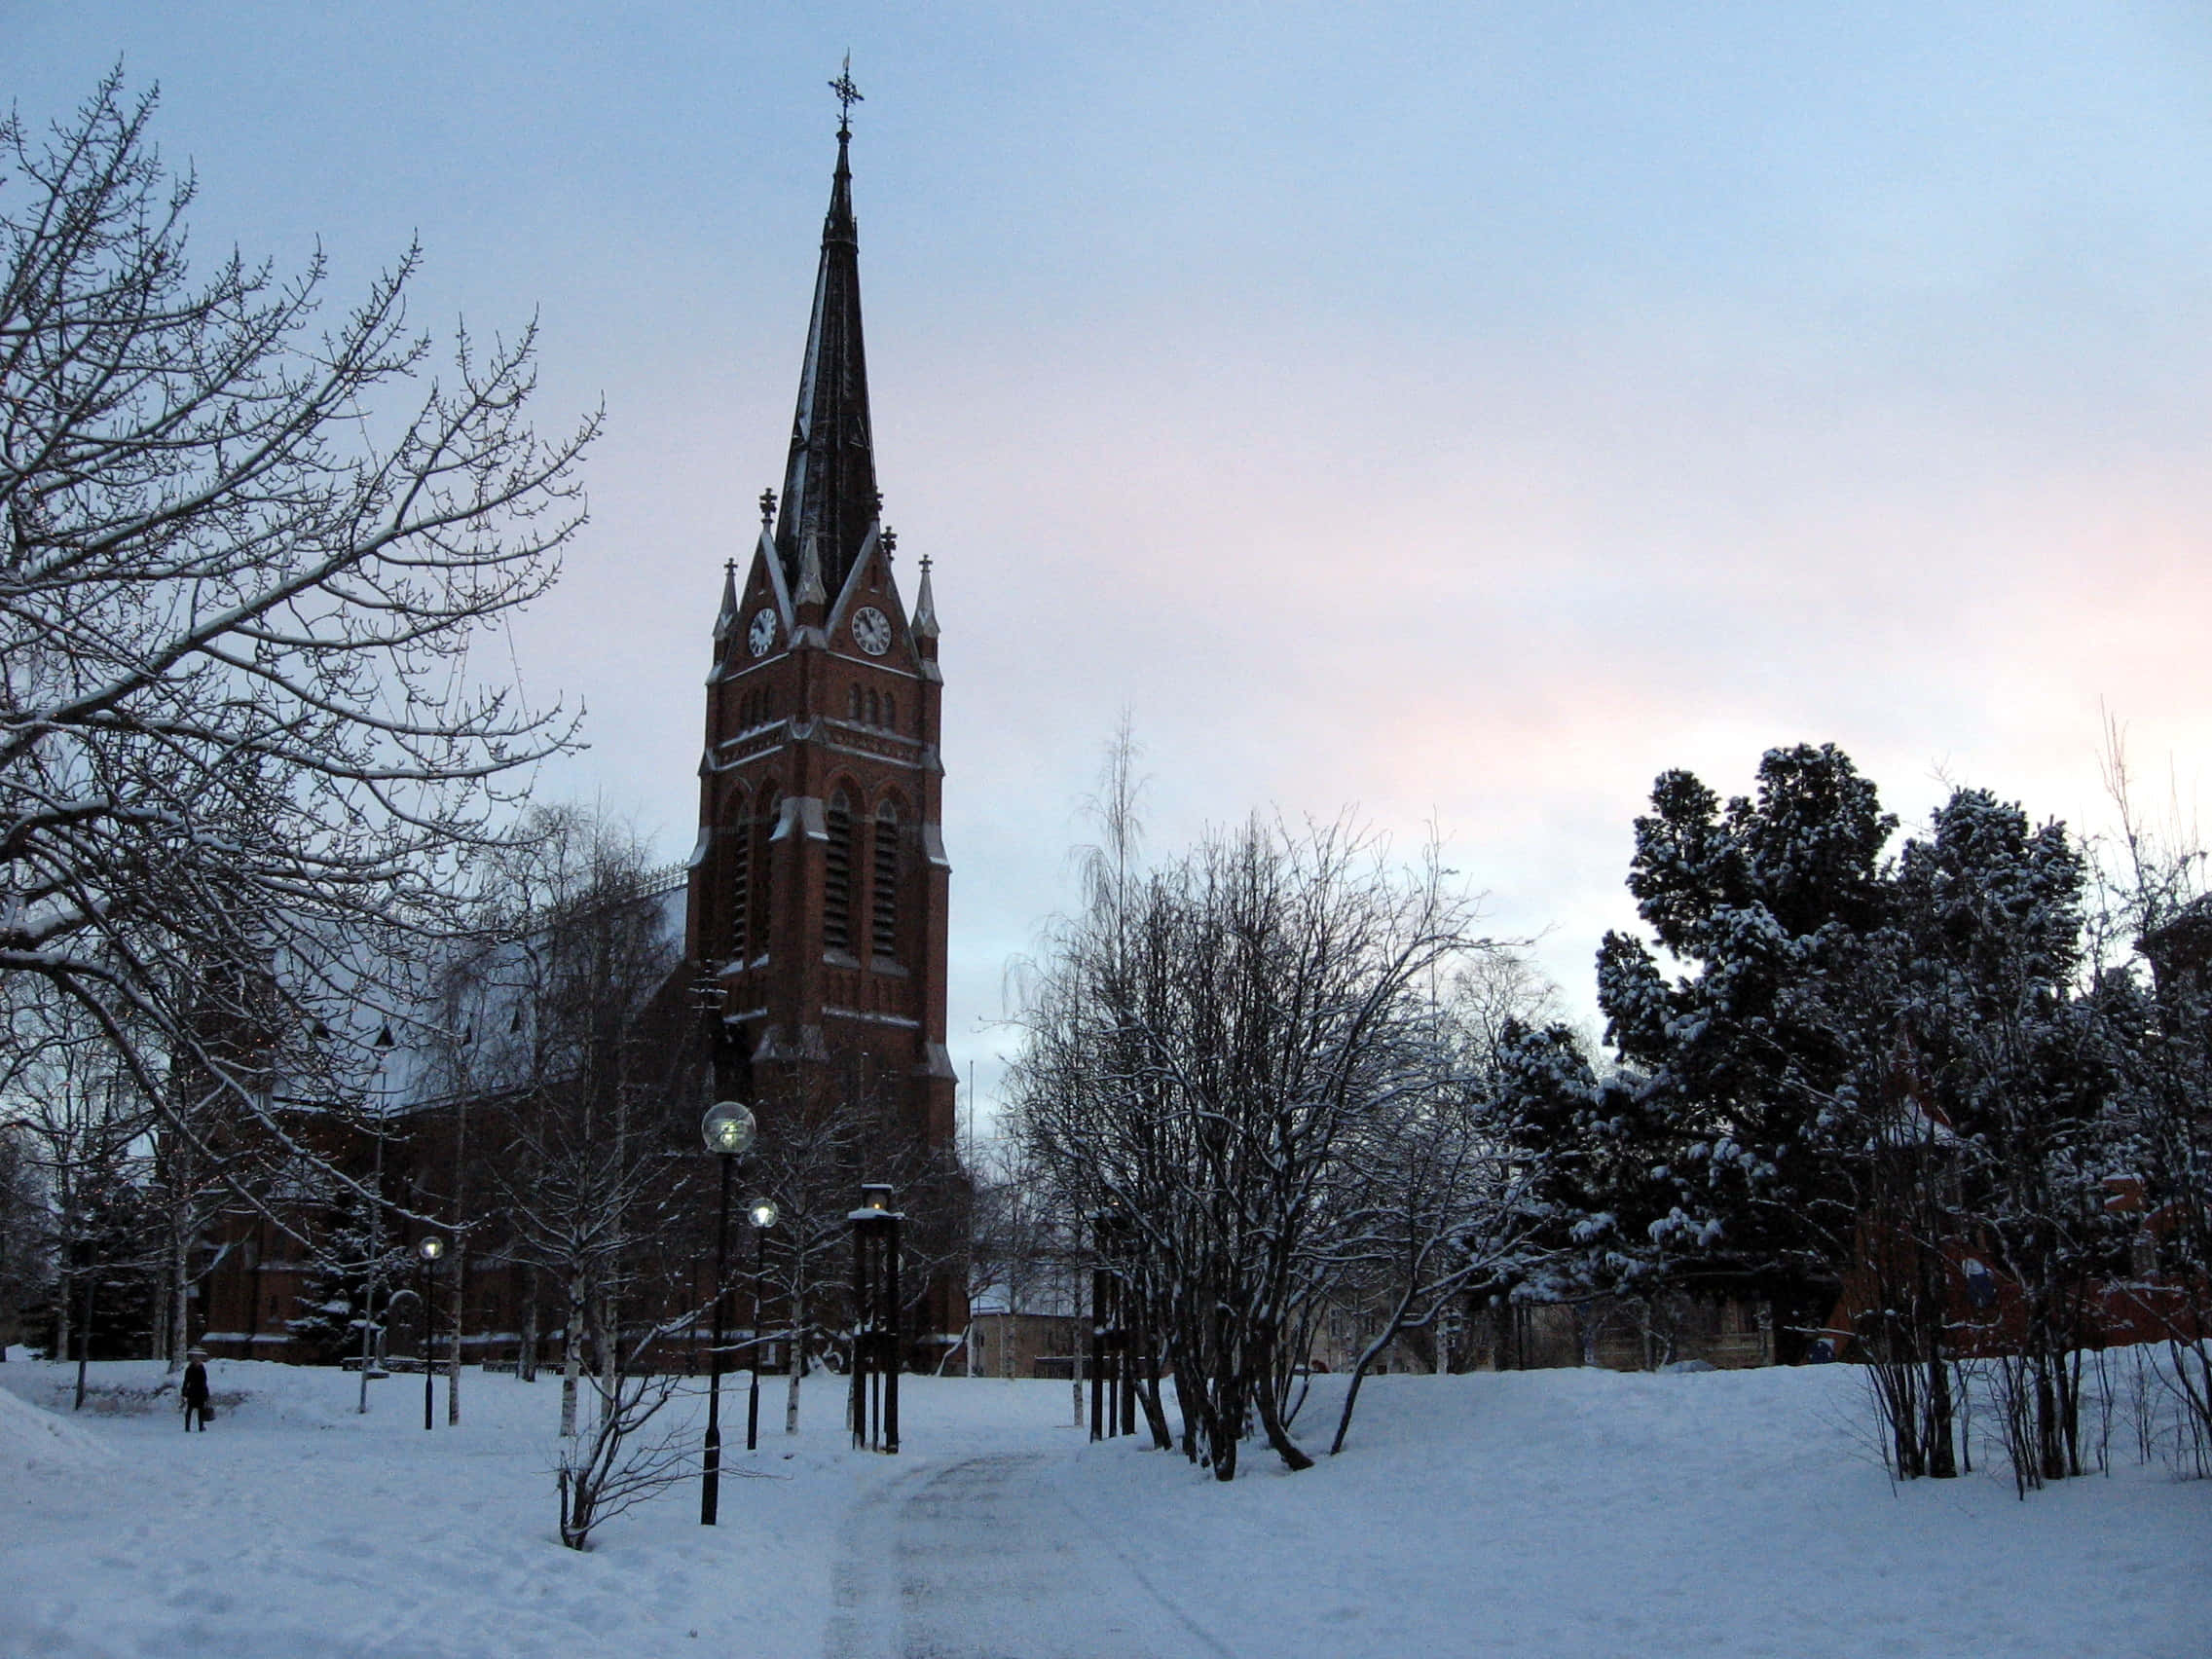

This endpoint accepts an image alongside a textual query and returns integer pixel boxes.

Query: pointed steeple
[910,552,940,641]
[773,75,879,614]
[712,559,739,643]
[795,529,828,609]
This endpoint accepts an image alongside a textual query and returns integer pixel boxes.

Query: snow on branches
[0,73,594,1181]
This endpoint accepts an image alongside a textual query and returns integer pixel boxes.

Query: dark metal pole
[850,1217,867,1449]
[701,1151,735,1525]
[73,1262,93,1412]
[746,1222,765,1453]
[884,1212,901,1456]
[422,1256,435,1432]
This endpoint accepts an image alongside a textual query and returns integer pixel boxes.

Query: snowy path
[823,1451,1239,1659]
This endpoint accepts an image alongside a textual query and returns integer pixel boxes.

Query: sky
[12,3,2212,1124]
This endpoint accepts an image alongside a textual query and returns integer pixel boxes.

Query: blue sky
[13,3,2212,1114]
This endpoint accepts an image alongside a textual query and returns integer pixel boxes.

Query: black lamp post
[418,1235,445,1431]
[849,1182,902,1455]
[746,1198,777,1453]
[699,1099,756,1527]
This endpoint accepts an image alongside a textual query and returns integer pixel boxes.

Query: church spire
[773,61,878,609]
[712,558,739,643]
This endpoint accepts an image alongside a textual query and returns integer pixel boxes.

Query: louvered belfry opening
[825,791,855,952]
[753,791,779,959]
[871,803,899,960]
[728,794,753,960]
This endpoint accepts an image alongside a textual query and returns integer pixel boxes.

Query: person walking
[181,1347,211,1431]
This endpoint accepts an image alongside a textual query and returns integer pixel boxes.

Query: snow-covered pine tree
[288,1193,407,1367]
[1486,1019,1669,1311]
[1595,745,1897,1359]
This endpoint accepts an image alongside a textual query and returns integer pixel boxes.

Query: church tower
[685,89,959,1233]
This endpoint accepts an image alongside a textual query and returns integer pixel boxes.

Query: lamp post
[699,1100,756,1527]
[746,1198,777,1453]
[849,1182,902,1455]
[418,1235,445,1431]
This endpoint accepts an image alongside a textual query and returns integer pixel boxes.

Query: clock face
[851,606,892,656]
[747,608,777,658]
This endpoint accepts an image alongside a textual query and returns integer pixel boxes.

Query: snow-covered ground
[0,1354,2201,1658]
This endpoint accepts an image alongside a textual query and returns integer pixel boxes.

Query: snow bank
[0,1380,117,1474]
[0,1358,2201,1659]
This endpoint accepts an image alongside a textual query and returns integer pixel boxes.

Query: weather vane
[830,55,863,138]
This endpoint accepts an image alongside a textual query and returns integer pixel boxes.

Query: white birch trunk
[559,1276,584,1437]
[784,1284,805,1434]
[446,1248,463,1424]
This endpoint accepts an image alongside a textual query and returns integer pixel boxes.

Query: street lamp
[418,1235,445,1432]
[699,1100,756,1527]
[746,1198,778,1453]
[849,1182,902,1455]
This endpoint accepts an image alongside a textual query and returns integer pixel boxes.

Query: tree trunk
[165,1227,189,1370]
[1925,1352,1958,1479]
[447,1248,464,1425]
[520,1268,539,1382]
[1254,1378,1312,1471]
[74,1274,95,1410]
[785,1283,806,1434]
[595,1291,617,1434]
[559,1278,584,1437]
[1137,1352,1171,1451]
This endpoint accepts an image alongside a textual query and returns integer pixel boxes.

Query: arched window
[752,790,780,958]
[727,793,754,961]
[848,684,862,720]
[866,688,880,726]
[884,693,896,730]
[824,790,855,953]
[871,802,900,960]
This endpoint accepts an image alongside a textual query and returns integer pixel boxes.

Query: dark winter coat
[181,1361,210,1407]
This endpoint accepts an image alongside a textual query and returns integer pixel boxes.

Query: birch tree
[458,811,705,1438]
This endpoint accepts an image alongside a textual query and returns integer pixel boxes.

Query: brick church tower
[684,93,961,1312]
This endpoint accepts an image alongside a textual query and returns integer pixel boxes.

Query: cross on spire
[830,55,863,138]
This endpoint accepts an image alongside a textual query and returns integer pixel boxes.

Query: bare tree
[1011,793,1499,1479]
[453,809,707,1437]
[2095,722,2212,1476]
[553,1312,727,1551]
[0,71,594,1218]
[4,1010,159,1398]
[1321,1035,1550,1454]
